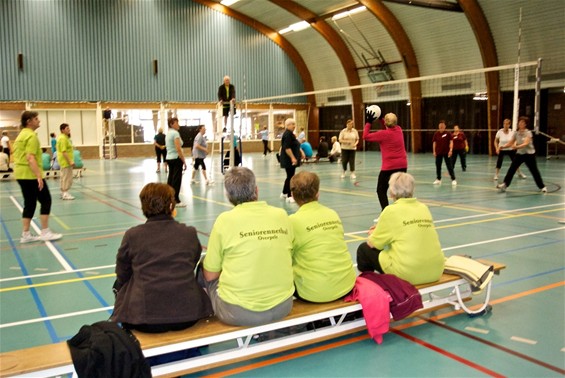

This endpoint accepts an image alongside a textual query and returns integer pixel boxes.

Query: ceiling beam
[358,0,424,152]
[382,0,463,12]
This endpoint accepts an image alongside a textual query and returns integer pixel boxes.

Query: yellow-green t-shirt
[13,127,43,180]
[204,201,294,311]
[56,134,74,168]
[290,201,356,302]
[369,198,445,285]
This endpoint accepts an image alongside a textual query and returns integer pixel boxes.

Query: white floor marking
[465,326,490,334]
[0,264,115,283]
[510,336,538,345]
[0,306,114,329]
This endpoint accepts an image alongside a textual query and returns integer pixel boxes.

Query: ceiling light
[279,21,310,35]
[332,6,366,20]
[473,92,488,101]
[220,0,239,6]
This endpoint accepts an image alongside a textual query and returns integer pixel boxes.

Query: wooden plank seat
[0,260,505,378]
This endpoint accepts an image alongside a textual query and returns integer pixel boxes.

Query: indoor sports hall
[1,0,564,377]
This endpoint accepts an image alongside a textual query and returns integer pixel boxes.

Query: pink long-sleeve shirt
[363,122,407,171]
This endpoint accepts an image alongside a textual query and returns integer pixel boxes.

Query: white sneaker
[40,229,62,242]
[286,196,296,203]
[191,179,199,184]
[452,180,457,186]
[21,233,41,244]
[280,193,287,199]
[176,202,187,208]
[340,172,346,178]
[206,180,215,186]
[493,175,498,181]
[433,179,441,185]
[519,173,527,179]
[62,192,75,200]
[497,183,507,192]
[350,173,356,179]
[541,187,547,193]
[373,217,379,223]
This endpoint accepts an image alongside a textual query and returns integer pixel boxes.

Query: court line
[9,196,73,272]
[199,281,563,378]
[0,273,115,293]
[0,264,116,283]
[0,306,114,329]
[425,319,565,374]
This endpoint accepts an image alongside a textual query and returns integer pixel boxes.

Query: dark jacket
[67,321,151,378]
[112,215,213,325]
[218,84,236,103]
[280,129,301,169]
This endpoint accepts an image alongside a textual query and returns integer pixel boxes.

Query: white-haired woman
[279,118,304,203]
[356,172,444,285]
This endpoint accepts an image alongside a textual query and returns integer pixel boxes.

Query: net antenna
[331,16,393,83]
[512,7,523,132]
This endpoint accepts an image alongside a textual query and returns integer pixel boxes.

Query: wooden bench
[0,260,505,378]
[1,168,85,181]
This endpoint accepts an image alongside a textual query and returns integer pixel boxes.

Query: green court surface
[1,151,564,377]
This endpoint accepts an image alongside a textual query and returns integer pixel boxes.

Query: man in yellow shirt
[13,111,62,243]
[56,123,75,200]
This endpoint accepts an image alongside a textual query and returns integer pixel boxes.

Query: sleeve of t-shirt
[203,217,225,273]
[368,212,394,250]
[26,134,40,155]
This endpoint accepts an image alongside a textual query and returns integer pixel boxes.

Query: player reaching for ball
[363,106,408,217]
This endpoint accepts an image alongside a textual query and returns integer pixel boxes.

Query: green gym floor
[1,151,564,377]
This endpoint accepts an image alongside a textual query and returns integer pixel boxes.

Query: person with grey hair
[279,118,304,203]
[356,172,444,285]
[202,167,294,326]
[363,110,408,212]
[218,75,236,127]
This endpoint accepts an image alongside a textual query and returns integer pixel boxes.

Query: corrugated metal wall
[0,0,304,102]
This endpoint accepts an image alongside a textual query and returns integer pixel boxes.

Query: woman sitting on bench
[356,172,445,285]
[112,183,213,333]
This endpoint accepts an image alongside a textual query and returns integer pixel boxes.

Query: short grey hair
[384,113,397,127]
[224,167,258,205]
[388,172,414,199]
[285,118,296,128]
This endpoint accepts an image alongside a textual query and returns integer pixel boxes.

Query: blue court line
[482,239,563,259]
[0,217,59,343]
[493,266,564,288]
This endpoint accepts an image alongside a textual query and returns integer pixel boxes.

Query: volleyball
[366,104,381,119]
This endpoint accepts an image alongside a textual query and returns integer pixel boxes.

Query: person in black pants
[165,117,188,207]
[432,120,456,186]
[279,118,304,203]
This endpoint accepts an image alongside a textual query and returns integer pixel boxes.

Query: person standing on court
[363,109,407,212]
[451,124,468,172]
[56,123,76,200]
[191,125,214,185]
[218,75,235,127]
[259,126,271,156]
[339,119,359,179]
[165,117,187,207]
[13,111,62,243]
[432,120,457,186]
[497,116,547,193]
[493,118,526,181]
[201,167,294,326]
[154,128,167,173]
[280,118,303,203]
[1,131,11,159]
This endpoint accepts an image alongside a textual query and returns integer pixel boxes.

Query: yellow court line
[0,273,116,293]
[48,213,71,230]
[191,195,233,208]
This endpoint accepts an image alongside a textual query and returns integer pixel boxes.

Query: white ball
[367,105,381,119]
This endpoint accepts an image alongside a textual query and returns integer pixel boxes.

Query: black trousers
[356,242,384,273]
[451,149,466,171]
[376,168,407,210]
[503,153,545,189]
[341,149,356,172]
[262,140,271,155]
[166,158,184,203]
[282,165,296,197]
[435,154,455,180]
[17,179,52,219]
[495,150,516,169]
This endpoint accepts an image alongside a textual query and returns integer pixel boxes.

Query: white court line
[511,336,538,345]
[0,306,114,329]
[465,326,490,334]
[346,202,565,235]
[0,264,116,283]
[10,196,74,271]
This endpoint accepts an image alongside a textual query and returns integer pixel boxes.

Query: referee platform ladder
[103,119,117,159]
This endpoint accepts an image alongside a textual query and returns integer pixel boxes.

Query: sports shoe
[340,172,346,178]
[21,233,41,244]
[176,202,187,208]
[40,229,62,242]
[541,187,547,193]
[62,192,75,200]
[156,169,160,173]
[206,180,215,186]
[452,180,457,186]
[493,175,498,180]
[286,196,296,203]
[519,173,527,179]
[350,173,356,179]
[191,179,199,184]
[280,193,287,199]
[497,183,507,192]
[433,179,441,185]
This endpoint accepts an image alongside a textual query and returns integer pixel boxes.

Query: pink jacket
[345,276,392,344]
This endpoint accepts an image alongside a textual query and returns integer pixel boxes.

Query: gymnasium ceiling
[196,0,565,95]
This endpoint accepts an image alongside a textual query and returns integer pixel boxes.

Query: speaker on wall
[153,59,158,75]
[17,53,23,71]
